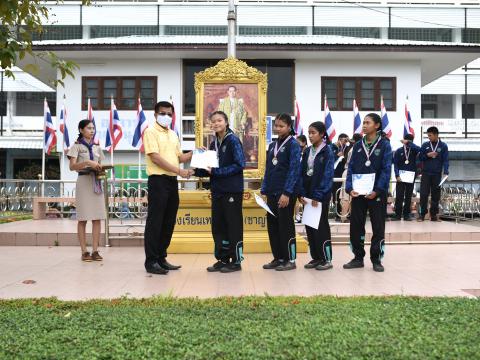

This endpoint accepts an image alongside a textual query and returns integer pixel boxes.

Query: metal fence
[1,178,479,223]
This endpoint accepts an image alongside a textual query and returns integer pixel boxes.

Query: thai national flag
[353,99,362,135]
[170,98,180,137]
[324,95,336,142]
[381,96,392,139]
[87,98,100,145]
[132,98,148,152]
[294,99,303,135]
[105,98,123,153]
[404,98,415,138]
[44,99,57,155]
[59,101,70,149]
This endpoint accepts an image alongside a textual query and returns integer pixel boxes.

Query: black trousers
[420,173,441,218]
[305,201,332,262]
[332,182,342,218]
[395,181,414,218]
[211,193,244,264]
[144,175,179,268]
[267,194,296,262]
[349,195,386,264]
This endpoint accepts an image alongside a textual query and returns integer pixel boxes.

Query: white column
[82,25,90,39]
[454,94,462,119]
[380,28,389,39]
[452,28,462,43]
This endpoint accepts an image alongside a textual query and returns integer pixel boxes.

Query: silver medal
[405,160,409,165]
[307,169,314,176]
[365,160,371,167]
[272,157,278,166]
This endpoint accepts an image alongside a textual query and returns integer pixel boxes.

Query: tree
[0,0,90,86]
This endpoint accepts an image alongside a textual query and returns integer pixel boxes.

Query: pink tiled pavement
[0,244,479,300]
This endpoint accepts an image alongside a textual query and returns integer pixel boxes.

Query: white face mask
[156,114,172,128]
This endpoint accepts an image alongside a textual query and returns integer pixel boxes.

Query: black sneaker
[403,216,412,221]
[417,216,425,222]
[220,263,241,273]
[343,258,364,269]
[315,261,333,271]
[263,259,282,270]
[207,261,228,272]
[430,216,440,222]
[304,259,321,269]
[373,262,385,272]
[276,261,296,271]
[391,216,401,221]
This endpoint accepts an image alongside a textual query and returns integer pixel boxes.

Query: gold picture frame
[194,57,268,179]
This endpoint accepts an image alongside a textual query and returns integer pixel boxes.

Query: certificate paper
[399,170,415,184]
[190,149,219,169]
[254,194,276,217]
[439,175,449,187]
[352,173,376,195]
[301,198,322,230]
[334,156,344,169]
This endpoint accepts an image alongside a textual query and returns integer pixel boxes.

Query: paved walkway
[1,245,479,300]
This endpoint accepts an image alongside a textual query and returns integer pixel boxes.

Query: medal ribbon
[274,135,292,159]
[361,134,381,165]
[307,141,326,170]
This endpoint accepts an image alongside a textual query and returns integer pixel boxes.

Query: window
[183,60,295,115]
[314,27,380,39]
[463,29,480,43]
[16,92,56,116]
[81,77,157,110]
[239,27,307,36]
[90,26,158,38]
[321,77,396,111]
[389,28,452,42]
[165,26,227,36]
[29,25,82,41]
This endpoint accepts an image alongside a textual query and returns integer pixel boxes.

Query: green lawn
[0,296,478,359]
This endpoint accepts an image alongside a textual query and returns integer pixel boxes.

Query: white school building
[1,0,480,181]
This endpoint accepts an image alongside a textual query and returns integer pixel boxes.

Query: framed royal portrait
[194,58,268,178]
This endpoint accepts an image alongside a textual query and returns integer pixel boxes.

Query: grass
[0,296,478,359]
[0,214,32,224]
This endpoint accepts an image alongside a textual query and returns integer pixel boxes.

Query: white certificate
[439,175,449,187]
[352,173,376,195]
[301,198,322,230]
[334,156,344,169]
[254,193,276,217]
[399,170,415,184]
[190,149,219,170]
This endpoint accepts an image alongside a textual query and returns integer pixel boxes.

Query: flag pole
[41,98,46,196]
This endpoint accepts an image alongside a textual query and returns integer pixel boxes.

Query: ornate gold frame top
[194,57,268,179]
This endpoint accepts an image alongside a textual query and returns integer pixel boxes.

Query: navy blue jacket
[331,143,350,177]
[194,130,245,196]
[261,135,301,197]
[393,142,421,177]
[299,144,335,203]
[419,140,449,175]
[346,137,392,196]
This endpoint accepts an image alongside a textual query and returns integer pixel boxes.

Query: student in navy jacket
[261,113,301,271]
[331,133,350,221]
[299,121,335,270]
[393,133,421,221]
[418,126,449,222]
[344,113,392,273]
[194,111,245,273]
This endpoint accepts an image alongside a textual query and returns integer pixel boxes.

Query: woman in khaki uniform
[67,119,106,262]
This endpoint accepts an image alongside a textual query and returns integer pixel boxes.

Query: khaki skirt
[75,174,106,221]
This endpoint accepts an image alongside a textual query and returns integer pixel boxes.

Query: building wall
[295,59,422,148]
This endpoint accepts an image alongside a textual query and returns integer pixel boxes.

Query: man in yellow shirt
[143,101,193,275]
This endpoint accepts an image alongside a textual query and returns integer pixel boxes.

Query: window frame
[81,76,157,111]
[321,76,396,111]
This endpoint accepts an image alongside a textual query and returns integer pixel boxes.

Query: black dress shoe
[430,216,440,222]
[159,260,182,270]
[304,259,321,269]
[207,261,228,272]
[263,259,282,269]
[403,217,412,221]
[276,261,296,271]
[220,263,241,273]
[343,258,364,269]
[146,263,169,275]
[391,216,401,221]
[372,262,385,272]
